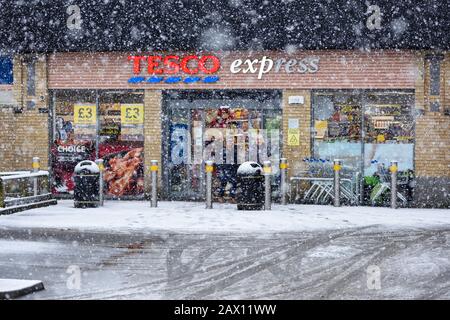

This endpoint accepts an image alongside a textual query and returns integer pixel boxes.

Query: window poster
[51,140,96,194]
[98,103,144,197]
[288,118,300,146]
[314,120,328,139]
[73,104,97,140]
[120,103,144,141]
[99,143,144,197]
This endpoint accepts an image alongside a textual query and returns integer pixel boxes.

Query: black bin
[73,160,100,208]
[236,161,264,210]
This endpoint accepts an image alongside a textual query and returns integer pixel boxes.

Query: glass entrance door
[167,107,205,200]
[163,91,282,202]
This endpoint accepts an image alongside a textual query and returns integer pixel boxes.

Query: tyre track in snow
[247,229,450,299]
[179,229,384,299]
[60,230,347,299]
[60,236,312,299]
[159,228,448,299]
[66,227,447,299]
[96,227,374,299]
[5,227,449,299]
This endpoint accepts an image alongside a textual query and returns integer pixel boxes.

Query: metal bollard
[280,158,288,205]
[150,160,158,208]
[390,160,398,209]
[333,159,342,207]
[263,160,272,210]
[32,156,40,196]
[95,159,104,206]
[205,160,214,209]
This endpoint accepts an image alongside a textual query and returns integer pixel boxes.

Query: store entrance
[162,91,282,202]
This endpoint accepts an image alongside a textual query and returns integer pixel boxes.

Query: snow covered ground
[1,229,449,299]
[0,200,449,235]
[1,201,449,299]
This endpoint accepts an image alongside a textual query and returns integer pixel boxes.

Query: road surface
[0,227,449,299]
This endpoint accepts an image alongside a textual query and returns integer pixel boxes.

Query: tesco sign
[127,54,221,84]
[127,53,320,84]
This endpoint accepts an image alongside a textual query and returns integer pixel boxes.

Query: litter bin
[73,160,100,208]
[236,161,264,210]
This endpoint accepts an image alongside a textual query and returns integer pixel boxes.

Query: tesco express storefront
[47,50,417,204]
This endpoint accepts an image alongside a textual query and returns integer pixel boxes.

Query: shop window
[98,91,145,198]
[312,91,415,206]
[50,90,145,198]
[0,57,13,85]
[363,92,415,205]
[313,93,362,171]
[363,92,414,174]
[51,90,97,195]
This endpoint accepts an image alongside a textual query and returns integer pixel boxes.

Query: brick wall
[414,53,425,111]
[12,56,23,107]
[413,52,450,208]
[444,53,450,114]
[415,114,449,177]
[281,90,311,178]
[415,52,450,178]
[0,55,49,172]
[143,90,162,195]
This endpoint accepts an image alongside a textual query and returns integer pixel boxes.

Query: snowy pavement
[1,201,449,299]
[0,229,449,299]
[0,200,449,235]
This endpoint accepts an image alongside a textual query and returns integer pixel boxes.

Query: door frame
[161,89,282,201]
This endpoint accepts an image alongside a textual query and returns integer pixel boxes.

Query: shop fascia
[230,56,320,79]
[127,54,221,84]
[127,54,319,83]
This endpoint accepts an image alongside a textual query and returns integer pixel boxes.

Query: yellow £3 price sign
[74,105,96,125]
[121,104,144,125]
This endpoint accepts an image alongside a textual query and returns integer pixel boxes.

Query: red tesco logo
[128,55,221,75]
